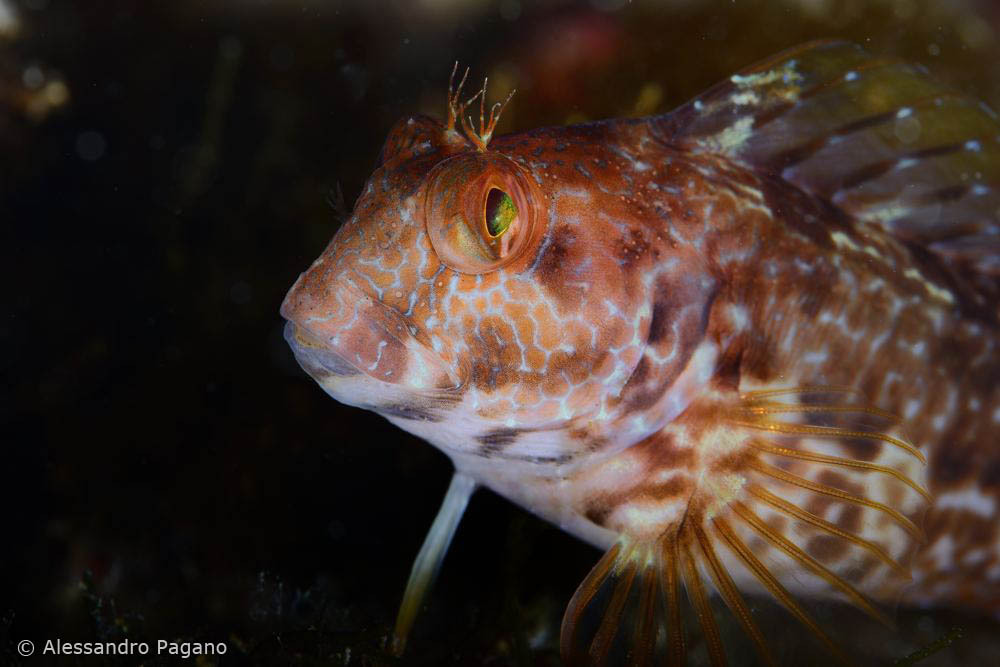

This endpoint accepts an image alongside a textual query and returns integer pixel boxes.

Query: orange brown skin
[281,103,1000,625]
[281,115,707,456]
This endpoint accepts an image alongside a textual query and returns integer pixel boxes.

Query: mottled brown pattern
[738,330,780,383]
[807,534,851,561]
[282,41,1000,664]
[838,437,880,463]
[533,225,577,298]
[931,428,977,486]
[839,504,863,534]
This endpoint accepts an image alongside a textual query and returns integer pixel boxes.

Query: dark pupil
[484,188,516,237]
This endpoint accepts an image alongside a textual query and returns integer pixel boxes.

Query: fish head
[280,115,466,414]
[282,113,713,461]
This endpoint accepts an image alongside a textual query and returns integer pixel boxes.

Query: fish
[279,41,1000,664]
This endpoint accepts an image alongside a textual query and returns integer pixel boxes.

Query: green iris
[484,188,517,238]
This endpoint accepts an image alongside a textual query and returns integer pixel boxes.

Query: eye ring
[424,152,541,274]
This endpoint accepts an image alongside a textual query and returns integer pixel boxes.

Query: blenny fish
[280,41,1000,664]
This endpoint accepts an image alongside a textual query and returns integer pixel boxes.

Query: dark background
[4,0,1000,664]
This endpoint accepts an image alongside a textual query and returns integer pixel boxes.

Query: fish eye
[484,188,517,238]
[424,153,539,274]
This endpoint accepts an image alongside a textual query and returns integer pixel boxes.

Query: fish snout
[280,276,458,391]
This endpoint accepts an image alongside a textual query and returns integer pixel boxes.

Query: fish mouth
[282,321,362,378]
[282,314,462,423]
[280,275,461,393]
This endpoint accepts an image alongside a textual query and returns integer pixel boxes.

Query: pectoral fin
[561,387,930,665]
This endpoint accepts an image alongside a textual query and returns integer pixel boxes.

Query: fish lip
[282,321,362,377]
[282,318,464,392]
[281,273,463,391]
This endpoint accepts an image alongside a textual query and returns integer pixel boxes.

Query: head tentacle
[445,61,471,134]
[448,71,515,152]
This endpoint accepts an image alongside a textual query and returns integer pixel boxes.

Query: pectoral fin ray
[560,386,929,665]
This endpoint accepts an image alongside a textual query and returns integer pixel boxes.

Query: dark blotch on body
[621,357,663,412]
[535,226,576,296]
[905,241,999,327]
[837,504,862,534]
[979,458,1000,491]
[806,534,850,561]
[713,342,743,391]
[760,175,845,249]
[373,403,442,422]
[931,437,976,486]
[648,279,678,345]
[585,503,612,527]
[476,427,522,448]
[740,332,779,382]
[839,436,880,463]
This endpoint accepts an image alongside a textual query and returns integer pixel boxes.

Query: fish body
[281,42,1000,663]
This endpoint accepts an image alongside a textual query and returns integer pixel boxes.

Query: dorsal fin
[653,40,1000,281]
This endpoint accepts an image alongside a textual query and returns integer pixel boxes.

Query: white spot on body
[824,503,845,525]
[803,349,828,365]
[863,203,912,225]
[618,501,686,534]
[725,304,749,331]
[703,116,754,154]
[867,330,890,354]
[830,231,861,252]
[863,245,884,260]
[936,488,998,518]
[367,340,387,372]
[963,549,988,566]
[793,258,816,275]
[865,278,885,293]
[731,61,801,90]
[903,267,956,304]
[730,90,760,106]
[925,535,955,572]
